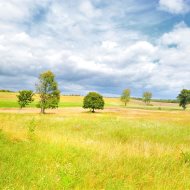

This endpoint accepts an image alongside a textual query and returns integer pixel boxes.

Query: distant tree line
[120,88,190,110]
[15,70,190,113]
[0,89,13,92]
[132,97,178,103]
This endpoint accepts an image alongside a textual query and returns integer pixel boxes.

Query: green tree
[36,71,60,114]
[142,91,152,105]
[83,92,104,113]
[121,89,131,106]
[177,89,190,110]
[17,90,34,109]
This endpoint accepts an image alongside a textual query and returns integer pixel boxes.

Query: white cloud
[159,0,190,14]
[0,1,190,98]
[101,41,117,50]
[79,0,101,18]
[160,22,190,48]
[149,23,190,92]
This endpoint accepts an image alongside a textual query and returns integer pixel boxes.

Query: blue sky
[0,0,190,98]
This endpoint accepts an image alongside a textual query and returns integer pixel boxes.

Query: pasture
[0,92,190,189]
[0,92,181,110]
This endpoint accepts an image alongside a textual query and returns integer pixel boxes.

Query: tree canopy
[83,92,104,113]
[36,71,60,113]
[177,89,190,110]
[17,90,34,109]
[121,89,131,106]
[142,91,152,105]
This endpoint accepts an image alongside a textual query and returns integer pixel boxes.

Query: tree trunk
[41,107,45,114]
[92,108,95,113]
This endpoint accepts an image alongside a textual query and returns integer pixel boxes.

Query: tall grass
[1,109,190,189]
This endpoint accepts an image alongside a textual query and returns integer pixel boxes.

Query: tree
[121,89,130,106]
[36,71,60,114]
[17,90,34,109]
[177,89,190,110]
[142,91,152,105]
[83,92,104,113]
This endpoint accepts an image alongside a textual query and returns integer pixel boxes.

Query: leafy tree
[17,90,34,109]
[142,91,152,105]
[177,89,190,110]
[36,71,60,114]
[83,92,104,113]
[121,89,131,106]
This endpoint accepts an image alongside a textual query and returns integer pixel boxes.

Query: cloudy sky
[0,0,190,98]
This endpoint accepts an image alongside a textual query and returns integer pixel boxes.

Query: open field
[0,92,182,111]
[1,93,190,189]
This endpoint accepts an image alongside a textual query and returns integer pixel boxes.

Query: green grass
[1,92,189,189]
[0,100,82,108]
[0,92,183,111]
[59,102,82,107]
[0,100,19,108]
[125,105,182,111]
[1,110,190,189]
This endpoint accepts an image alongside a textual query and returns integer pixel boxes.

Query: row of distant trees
[120,88,190,110]
[120,89,152,106]
[16,70,190,113]
[0,89,13,92]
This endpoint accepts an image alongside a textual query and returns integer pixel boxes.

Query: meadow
[0,92,182,110]
[1,92,190,189]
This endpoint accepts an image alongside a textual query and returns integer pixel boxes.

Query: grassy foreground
[1,108,190,189]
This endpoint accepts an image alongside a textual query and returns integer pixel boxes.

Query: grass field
[1,92,190,189]
[0,92,182,110]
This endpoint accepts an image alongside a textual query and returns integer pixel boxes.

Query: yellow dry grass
[1,94,190,189]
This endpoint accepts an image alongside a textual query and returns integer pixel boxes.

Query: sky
[0,0,190,98]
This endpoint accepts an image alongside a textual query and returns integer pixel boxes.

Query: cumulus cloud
[159,0,190,14]
[0,0,190,98]
[149,23,190,94]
